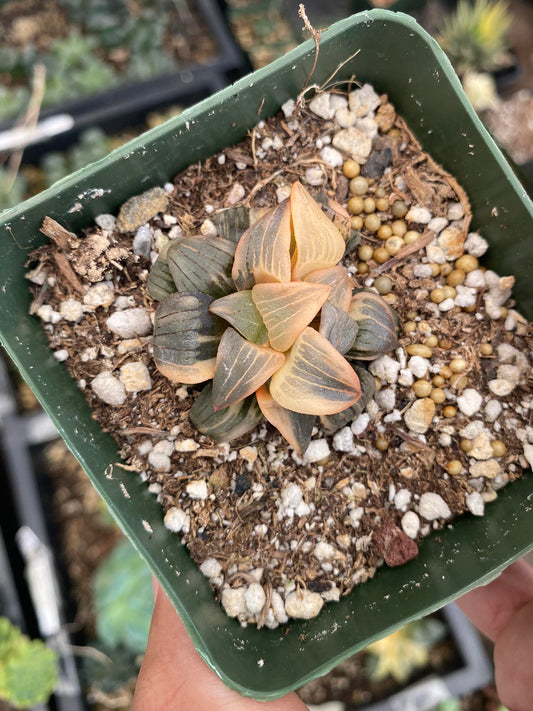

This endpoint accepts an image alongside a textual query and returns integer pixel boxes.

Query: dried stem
[298,4,322,97]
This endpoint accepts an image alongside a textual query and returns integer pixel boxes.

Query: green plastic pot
[0,10,532,701]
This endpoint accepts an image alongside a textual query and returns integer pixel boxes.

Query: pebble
[116,187,168,233]
[95,213,117,231]
[164,507,190,533]
[284,590,324,620]
[368,354,401,383]
[465,491,485,516]
[281,483,303,508]
[276,184,291,203]
[245,583,266,614]
[200,219,217,236]
[488,379,515,397]
[348,83,381,117]
[320,146,343,167]
[394,489,412,510]
[281,99,295,117]
[485,399,502,422]
[401,511,420,538]
[437,227,464,260]
[426,244,447,264]
[464,232,488,257]
[361,148,392,178]
[186,480,208,500]
[408,356,430,379]
[332,127,372,163]
[221,587,247,618]
[413,264,432,278]
[406,205,432,224]
[119,361,152,393]
[106,308,152,339]
[240,445,258,465]
[37,304,62,323]
[200,558,222,579]
[309,93,335,120]
[457,389,483,417]
[304,166,326,186]
[83,282,115,309]
[91,371,127,406]
[351,412,370,436]
[404,398,435,434]
[332,426,355,452]
[469,431,494,460]
[175,438,199,452]
[117,338,146,355]
[54,349,69,361]
[335,107,357,128]
[447,202,465,220]
[148,451,171,471]
[59,298,83,322]
[226,182,245,206]
[314,541,336,561]
[132,225,152,257]
[419,492,451,521]
[469,459,501,479]
[428,216,448,233]
[304,438,330,463]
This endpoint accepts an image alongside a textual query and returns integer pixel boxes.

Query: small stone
[54,349,69,361]
[406,205,432,224]
[281,483,303,508]
[186,480,208,500]
[309,93,335,119]
[106,308,152,339]
[240,445,258,466]
[488,378,516,397]
[348,83,381,117]
[368,354,401,383]
[320,146,343,167]
[281,99,295,117]
[226,182,245,206]
[164,507,189,533]
[200,558,222,579]
[91,371,126,406]
[116,187,168,233]
[469,459,501,479]
[394,489,412,510]
[469,431,494,460]
[464,232,488,258]
[404,398,435,434]
[401,511,420,539]
[419,492,451,521]
[361,148,392,178]
[304,439,330,463]
[335,107,357,128]
[132,225,152,257]
[285,590,324,620]
[437,227,464,260]
[276,184,291,203]
[83,282,115,309]
[148,451,171,471]
[119,361,152,393]
[426,244,447,264]
[245,583,266,614]
[351,413,370,436]
[314,541,336,562]
[373,520,419,566]
[465,491,485,516]
[375,102,396,132]
[175,438,200,452]
[37,304,62,323]
[457,388,483,417]
[332,127,372,163]
[59,298,83,322]
[447,202,465,220]
[485,399,502,422]
[221,587,247,618]
[333,426,355,452]
[234,473,251,495]
[200,219,217,236]
[428,216,448,233]
[95,213,117,231]
[304,166,326,186]
[408,356,430,379]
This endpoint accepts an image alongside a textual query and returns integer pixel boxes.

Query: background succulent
[148,181,398,452]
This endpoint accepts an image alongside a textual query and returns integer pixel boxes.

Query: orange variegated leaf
[153,292,225,384]
[269,327,361,415]
[209,290,268,345]
[290,181,346,281]
[189,383,263,442]
[256,384,314,453]
[231,200,291,290]
[252,281,331,352]
[212,328,285,410]
[304,265,353,312]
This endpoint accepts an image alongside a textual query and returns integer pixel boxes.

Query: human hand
[133,559,533,711]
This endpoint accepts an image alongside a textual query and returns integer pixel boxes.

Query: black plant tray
[0,0,251,162]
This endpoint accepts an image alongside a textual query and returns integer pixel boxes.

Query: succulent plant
[148,181,398,452]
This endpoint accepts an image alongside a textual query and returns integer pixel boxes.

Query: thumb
[133,581,308,711]
[494,599,533,711]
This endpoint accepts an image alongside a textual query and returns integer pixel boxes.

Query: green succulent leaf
[209,290,268,345]
[212,206,266,243]
[346,289,399,360]
[153,292,226,384]
[256,384,315,453]
[0,617,58,708]
[146,242,177,301]
[212,328,285,409]
[319,302,358,355]
[189,382,263,442]
[93,540,152,655]
[319,365,375,434]
[167,236,236,298]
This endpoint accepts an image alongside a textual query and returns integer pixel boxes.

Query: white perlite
[368,354,401,383]
[485,399,502,422]
[164,507,189,533]
[83,282,115,309]
[314,541,336,562]
[186,480,208,500]
[320,145,344,167]
[285,590,324,620]
[304,166,326,186]
[281,483,303,508]
[401,511,420,539]
[332,127,372,163]
[457,389,483,417]
[91,371,127,406]
[348,83,381,117]
[245,583,266,614]
[419,492,451,521]
[119,361,152,393]
[351,412,370,435]
[408,356,430,379]
[60,298,83,322]
[199,558,222,579]
[175,438,200,452]
[106,308,152,339]
[465,492,485,516]
[309,93,335,119]
[464,232,488,258]
[304,438,330,463]
[333,426,355,452]
[406,205,432,224]
[221,587,247,618]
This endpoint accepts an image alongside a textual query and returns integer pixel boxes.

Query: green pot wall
[0,10,532,701]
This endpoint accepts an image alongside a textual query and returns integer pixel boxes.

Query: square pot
[0,9,532,701]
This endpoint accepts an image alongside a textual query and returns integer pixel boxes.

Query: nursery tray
[0,10,532,701]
